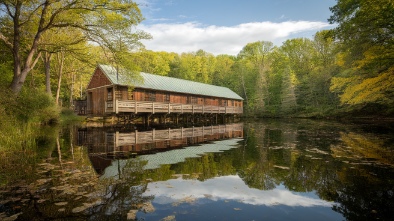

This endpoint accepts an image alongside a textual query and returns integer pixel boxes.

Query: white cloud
[138,21,333,55]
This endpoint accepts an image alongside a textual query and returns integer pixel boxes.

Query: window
[145,90,156,101]
[164,93,170,102]
[128,89,134,100]
[219,99,227,106]
[187,96,197,104]
[115,90,121,100]
[107,88,113,101]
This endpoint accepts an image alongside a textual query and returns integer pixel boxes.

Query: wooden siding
[87,87,108,115]
[87,68,112,89]
[117,87,242,107]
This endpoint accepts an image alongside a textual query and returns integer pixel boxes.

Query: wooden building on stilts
[82,64,243,126]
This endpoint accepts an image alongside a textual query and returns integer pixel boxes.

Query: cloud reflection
[144,175,333,207]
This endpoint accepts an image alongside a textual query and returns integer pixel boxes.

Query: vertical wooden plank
[135,130,138,145]
[115,131,119,148]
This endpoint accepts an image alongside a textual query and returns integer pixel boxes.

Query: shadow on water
[0,119,393,220]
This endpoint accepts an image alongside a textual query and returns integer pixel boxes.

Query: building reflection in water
[77,123,243,175]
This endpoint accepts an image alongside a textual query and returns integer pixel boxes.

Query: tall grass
[0,87,59,186]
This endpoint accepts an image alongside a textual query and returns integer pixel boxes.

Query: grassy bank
[0,87,60,186]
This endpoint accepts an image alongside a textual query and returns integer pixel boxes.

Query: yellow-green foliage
[330,67,394,105]
[0,87,59,150]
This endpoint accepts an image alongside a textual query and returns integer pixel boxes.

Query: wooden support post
[115,131,119,148]
[144,114,151,128]
[113,87,116,112]
[135,130,138,145]
[135,100,138,114]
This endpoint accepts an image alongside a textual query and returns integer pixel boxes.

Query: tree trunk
[70,73,75,108]
[55,50,65,106]
[44,51,53,96]
[9,1,49,94]
[10,52,42,93]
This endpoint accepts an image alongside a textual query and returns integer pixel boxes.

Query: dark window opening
[128,89,134,100]
[145,91,156,101]
[164,93,170,102]
[107,88,113,101]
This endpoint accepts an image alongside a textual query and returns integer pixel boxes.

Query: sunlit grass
[0,87,59,186]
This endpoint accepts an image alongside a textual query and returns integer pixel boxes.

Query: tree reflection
[328,131,394,221]
[235,120,394,220]
[90,159,154,220]
[1,125,154,220]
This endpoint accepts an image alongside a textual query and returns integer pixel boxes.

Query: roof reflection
[77,123,243,175]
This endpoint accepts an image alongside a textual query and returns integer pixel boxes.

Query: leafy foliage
[328,0,394,115]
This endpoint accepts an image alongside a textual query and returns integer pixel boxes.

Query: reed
[0,87,58,186]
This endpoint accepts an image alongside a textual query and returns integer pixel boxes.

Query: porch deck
[104,100,243,115]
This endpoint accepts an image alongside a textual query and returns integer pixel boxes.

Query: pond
[0,119,393,221]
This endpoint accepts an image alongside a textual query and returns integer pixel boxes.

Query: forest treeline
[0,0,393,120]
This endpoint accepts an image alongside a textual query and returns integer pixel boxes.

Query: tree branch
[0,32,13,49]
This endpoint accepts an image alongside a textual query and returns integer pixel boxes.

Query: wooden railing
[106,100,243,114]
[115,123,243,147]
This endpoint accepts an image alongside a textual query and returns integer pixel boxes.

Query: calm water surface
[1,119,393,221]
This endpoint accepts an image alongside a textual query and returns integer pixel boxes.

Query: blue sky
[136,0,337,55]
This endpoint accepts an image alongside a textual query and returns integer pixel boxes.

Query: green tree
[131,50,176,76]
[0,0,148,94]
[329,0,394,70]
[212,54,237,89]
[169,50,215,84]
[237,41,274,115]
[328,0,394,114]
[281,37,338,115]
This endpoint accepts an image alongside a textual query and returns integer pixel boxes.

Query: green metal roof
[98,64,243,100]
